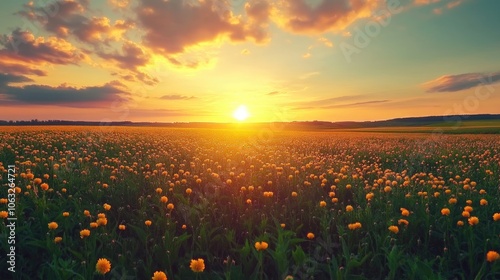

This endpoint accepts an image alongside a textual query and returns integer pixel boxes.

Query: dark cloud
[0,73,34,87]
[424,72,500,93]
[0,81,128,106]
[159,94,196,100]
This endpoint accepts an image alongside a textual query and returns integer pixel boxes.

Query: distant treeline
[1,114,500,129]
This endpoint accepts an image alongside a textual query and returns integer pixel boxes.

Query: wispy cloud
[267,91,280,96]
[322,100,390,109]
[424,72,500,93]
[159,94,196,100]
[299,71,320,80]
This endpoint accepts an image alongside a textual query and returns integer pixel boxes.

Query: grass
[0,126,500,279]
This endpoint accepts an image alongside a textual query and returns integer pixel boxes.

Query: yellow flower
[468,216,479,226]
[182,224,187,230]
[119,224,126,230]
[160,196,168,203]
[291,192,298,197]
[480,199,488,206]
[307,232,315,239]
[54,237,62,243]
[103,203,111,211]
[462,211,470,218]
[384,186,392,193]
[346,205,353,212]
[80,229,90,238]
[190,258,205,272]
[457,221,464,226]
[388,226,399,234]
[167,203,174,210]
[487,251,500,262]
[493,213,500,221]
[319,201,327,207]
[152,271,168,280]
[464,206,473,213]
[90,222,99,228]
[145,220,152,226]
[96,258,111,275]
[48,222,58,230]
[84,210,90,217]
[98,213,106,218]
[400,208,409,216]
[246,199,252,204]
[0,211,8,219]
[0,198,8,204]
[255,241,269,251]
[62,212,70,217]
[441,208,450,216]
[156,188,163,194]
[280,223,286,228]
[448,198,457,204]
[186,188,192,195]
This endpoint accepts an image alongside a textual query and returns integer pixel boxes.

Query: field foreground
[1,126,500,279]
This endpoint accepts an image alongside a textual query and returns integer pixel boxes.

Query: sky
[0,0,499,123]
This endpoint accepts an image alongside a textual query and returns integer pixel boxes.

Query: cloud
[287,95,366,108]
[0,29,88,65]
[299,71,320,80]
[0,80,128,106]
[414,0,465,14]
[424,72,500,93]
[108,0,130,9]
[414,0,440,5]
[322,100,389,108]
[0,63,47,77]
[136,0,271,55]
[159,94,196,100]
[98,41,159,85]
[0,73,34,87]
[274,0,381,34]
[318,37,333,47]
[0,29,88,78]
[18,0,133,44]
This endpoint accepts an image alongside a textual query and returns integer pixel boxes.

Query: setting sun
[233,105,250,121]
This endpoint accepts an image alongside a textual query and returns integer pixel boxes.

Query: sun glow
[233,105,250,121]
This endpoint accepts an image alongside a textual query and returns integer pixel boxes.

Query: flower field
[1,126,500,279]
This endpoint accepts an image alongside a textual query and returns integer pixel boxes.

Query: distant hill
[1,114,500,131]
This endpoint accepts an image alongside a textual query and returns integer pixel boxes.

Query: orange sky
[1,0,500,122]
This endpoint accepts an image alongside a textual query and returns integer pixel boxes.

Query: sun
[233,105,250,121]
